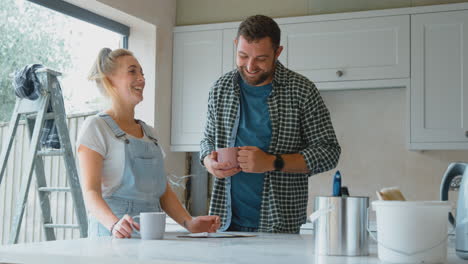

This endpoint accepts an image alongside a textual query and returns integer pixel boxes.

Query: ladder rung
[26,112,56,120]
[38,187,71,192]
[37,149,65,156]
[44,224,80,229]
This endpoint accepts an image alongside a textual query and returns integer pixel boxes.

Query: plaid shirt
[200,61,341,233]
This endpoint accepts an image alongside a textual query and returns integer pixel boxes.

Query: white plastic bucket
[372,201,451,264]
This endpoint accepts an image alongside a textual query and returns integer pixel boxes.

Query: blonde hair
[88,48,134,99]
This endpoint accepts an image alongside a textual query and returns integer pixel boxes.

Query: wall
[313,89,468,214]
[176,0,468,25]
[176,0,468,216]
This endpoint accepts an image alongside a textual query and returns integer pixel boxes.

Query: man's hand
[238,146,275,173]
[204,151,241,178]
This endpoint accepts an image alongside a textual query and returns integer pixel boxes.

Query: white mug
[133,212,166,240]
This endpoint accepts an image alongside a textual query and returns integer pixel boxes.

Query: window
[0,0,131,243]
[0,0,130,122]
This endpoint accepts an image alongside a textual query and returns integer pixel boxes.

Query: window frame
[27,0,130,48]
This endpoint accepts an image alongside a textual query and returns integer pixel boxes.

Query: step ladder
[0,67,87,244]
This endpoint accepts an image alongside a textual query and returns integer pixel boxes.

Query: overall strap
[138,120,159,145]
[97,112,129,143]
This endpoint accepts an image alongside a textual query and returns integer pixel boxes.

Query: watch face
[274,155,284,171]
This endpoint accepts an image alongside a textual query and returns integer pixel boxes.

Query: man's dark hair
[236,15,281,51]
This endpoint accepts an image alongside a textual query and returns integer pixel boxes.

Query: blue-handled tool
[332,170,342,196]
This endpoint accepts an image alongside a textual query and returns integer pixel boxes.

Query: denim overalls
[87,113,167,237]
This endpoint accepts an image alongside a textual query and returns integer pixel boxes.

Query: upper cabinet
[409,10,468,150]
[282,15,409,89]
[221,16,410,89]
[221,28,288,74]
[222,28,237,74]
[171,30,222,150]
[171,3,468,151]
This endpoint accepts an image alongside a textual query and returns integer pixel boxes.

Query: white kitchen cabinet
[222,28,237,74]
[171,4,468,151]
[282,15,409,89]
[409,10,468,149]
[221,28,288,74]
[221,16,410,89]
[171,30,223,151]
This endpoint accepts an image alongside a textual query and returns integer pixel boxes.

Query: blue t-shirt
[231,78,272,228]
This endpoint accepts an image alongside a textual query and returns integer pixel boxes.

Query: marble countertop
[0,232,464,264]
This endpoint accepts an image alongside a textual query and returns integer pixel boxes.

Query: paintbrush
[376,187,406,201]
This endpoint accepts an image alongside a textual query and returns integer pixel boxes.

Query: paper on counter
[177,232,256,238]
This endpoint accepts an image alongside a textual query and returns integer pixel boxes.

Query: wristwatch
[273,154,284,171]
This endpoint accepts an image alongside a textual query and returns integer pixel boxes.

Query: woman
[77,48,220,238]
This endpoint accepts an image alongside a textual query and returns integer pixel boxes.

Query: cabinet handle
[336,70,343,77]
[466,131,468,138]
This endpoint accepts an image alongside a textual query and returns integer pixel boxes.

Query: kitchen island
[0,232,464,264]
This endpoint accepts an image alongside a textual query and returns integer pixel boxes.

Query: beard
[238,65,274,86]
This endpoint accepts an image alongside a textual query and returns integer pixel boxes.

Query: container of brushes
[313,196,369,256]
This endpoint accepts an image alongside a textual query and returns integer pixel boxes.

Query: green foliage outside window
[0,0,72,122]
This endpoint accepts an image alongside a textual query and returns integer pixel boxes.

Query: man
[200,15,341,233]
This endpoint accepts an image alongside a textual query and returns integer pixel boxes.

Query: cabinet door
[222,28,237,74]
[171,30,223,150]
[281,15,409,83]
[410,10,468,149]
[222,28,288,74]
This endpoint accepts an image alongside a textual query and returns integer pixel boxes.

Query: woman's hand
[111,214,140,238]
[185,215,220,233]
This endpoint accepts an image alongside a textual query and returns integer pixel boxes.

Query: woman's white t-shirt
[76,115,164,197]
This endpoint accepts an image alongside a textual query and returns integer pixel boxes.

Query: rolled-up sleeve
[298,83,341,176]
